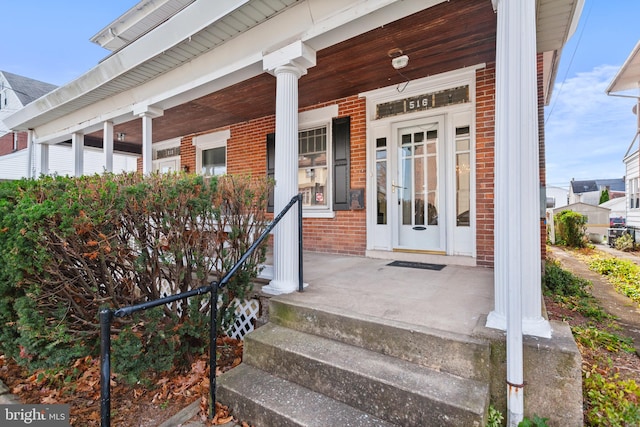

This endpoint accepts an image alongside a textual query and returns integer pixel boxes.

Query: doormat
[387,260,446,271]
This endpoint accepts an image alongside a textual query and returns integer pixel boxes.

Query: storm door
[393,117,445,252]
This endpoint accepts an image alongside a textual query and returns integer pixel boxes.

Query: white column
[103,121,114,173]
[141,115,153,174]
[39,143,49,176]
[487,0,550,425]
[262,41,316,295]
[134,105,164,174]
[26,129,34,178]
[486,0,551,339]
[72,132,84,177]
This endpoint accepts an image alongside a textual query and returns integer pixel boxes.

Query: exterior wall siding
[179,96,369,256]
[179,70,501,263]
[626,151,640,228]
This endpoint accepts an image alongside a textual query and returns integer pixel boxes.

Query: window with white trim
[193,129,230,177]
[266,105,350,216]
[630,178,639,210]
[298,126,328,208]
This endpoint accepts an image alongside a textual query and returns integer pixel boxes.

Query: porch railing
[99,193,304,427]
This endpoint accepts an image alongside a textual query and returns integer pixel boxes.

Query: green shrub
[572,326,635,353]
[614,232,634,252]
[554,210,587,248]
[519,415,549,427]
[584,364,640,426]
[544,260,609,321]
[0,173,272,376]
[487,405,504,427]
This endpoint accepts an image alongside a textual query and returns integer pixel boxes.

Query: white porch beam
[103,121,114,173]
[262,41,316,295]
[72,132,85,177]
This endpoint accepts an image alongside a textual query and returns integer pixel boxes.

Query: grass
[544,256,640,426]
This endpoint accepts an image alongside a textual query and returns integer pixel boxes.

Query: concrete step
[241,323,488,426]
[217,363,396,427]
[268,298,491,382]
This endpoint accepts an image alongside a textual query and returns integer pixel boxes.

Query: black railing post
[298,193,304,292]
[99,308,113,427]
[209,281,219,420]
[97,194,303,423]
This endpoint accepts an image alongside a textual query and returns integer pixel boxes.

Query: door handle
[391,181,406,193]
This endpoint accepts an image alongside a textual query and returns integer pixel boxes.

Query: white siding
[625,150,640,228]
[0,145,138,180]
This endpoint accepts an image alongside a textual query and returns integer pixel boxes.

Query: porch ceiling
[5,0,581,147]
[89,0,497,145]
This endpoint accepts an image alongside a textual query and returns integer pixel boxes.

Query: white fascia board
[16,0,439,143]
[302,0,446,51]
[4,0,250,131]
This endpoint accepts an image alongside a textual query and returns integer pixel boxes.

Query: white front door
[392,117,445,252]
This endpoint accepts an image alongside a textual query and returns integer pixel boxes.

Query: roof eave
[606,40,640,95]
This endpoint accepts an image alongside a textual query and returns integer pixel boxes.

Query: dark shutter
[266,132,275,213]
[332,116,351,211]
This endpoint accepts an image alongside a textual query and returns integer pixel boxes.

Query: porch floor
[268,251,495,336]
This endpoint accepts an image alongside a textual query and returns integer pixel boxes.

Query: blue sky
[546,1,640,188]
[3,1,640,189]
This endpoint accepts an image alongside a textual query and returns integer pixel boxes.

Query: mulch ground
[0,336,246,426]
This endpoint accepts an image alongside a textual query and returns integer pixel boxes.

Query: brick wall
[179,96,368,256]
[475,63,496,267]
[537,53,547,262]
[0,132,28,156]
[178,77,501,262]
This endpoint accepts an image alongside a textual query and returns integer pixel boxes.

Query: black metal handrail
[99,193,303,426]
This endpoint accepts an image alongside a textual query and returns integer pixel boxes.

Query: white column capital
[133,104,164,118]
[263,40,316,76]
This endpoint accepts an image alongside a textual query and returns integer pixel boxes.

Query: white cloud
[545,65,637,187]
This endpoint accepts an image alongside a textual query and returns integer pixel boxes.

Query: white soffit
[91,0,196,51]
[5,0,297,131]
[606,40,640,95]
[536,0,584,53]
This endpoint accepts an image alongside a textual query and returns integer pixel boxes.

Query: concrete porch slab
[271,251,494,336]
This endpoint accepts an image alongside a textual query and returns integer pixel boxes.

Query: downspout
[493,0,539,424]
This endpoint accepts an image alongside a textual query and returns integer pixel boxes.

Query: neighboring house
[607,40,640,229]
[547,202,610,244]
[3,0,584,424]
[568,178,625,205]
[545,185,569,209]
[0,71,55,180]
[0,70,138,180]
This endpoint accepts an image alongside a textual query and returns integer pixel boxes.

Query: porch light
[117,132,126,141]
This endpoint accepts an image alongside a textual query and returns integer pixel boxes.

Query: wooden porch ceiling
[90,0,496,146]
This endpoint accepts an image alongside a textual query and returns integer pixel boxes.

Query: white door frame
[361,66,481,262]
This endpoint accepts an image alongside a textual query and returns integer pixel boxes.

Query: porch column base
[262,280,308,296]
[486,311,552,338]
